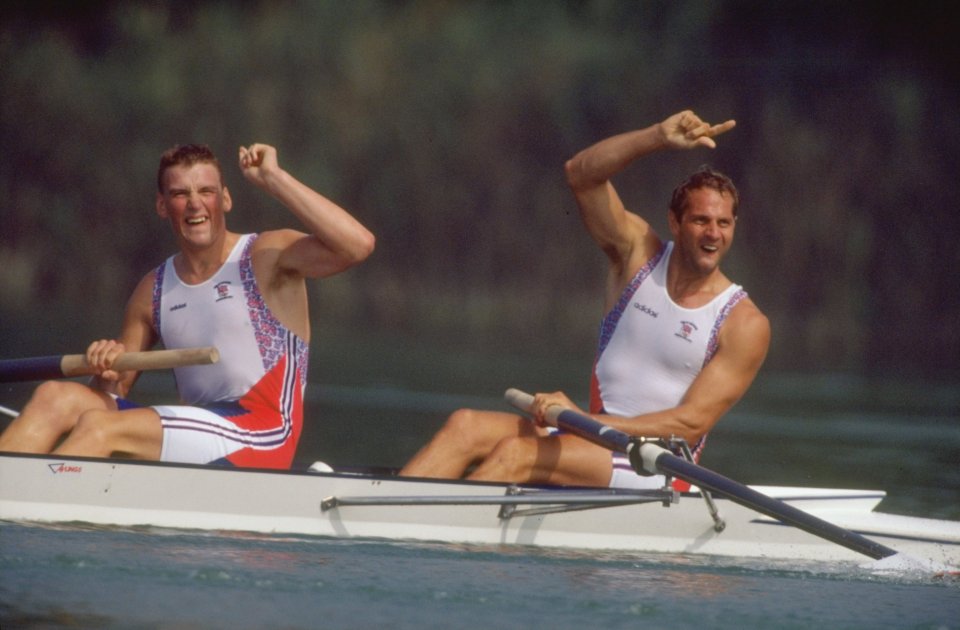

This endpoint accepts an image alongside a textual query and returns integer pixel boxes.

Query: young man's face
[668,187,736,276]
[156,162,232,250]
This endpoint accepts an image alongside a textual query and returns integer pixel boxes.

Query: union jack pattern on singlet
[149,233,308,468]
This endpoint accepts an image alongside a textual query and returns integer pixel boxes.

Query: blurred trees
[1,0,957,380]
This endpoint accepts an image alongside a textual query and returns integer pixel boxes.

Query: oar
[504,388,898,561]
[0,347,220,383]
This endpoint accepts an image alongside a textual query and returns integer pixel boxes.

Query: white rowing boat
[2,451,958,567]
[1,351,958,570]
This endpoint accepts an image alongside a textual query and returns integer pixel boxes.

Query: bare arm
[85,272,159,397]
[238,143,375,280]
[617,298,770,443]
[564,111,736,302]
[532,298,769,444]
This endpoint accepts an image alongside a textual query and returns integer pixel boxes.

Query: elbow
[323,230,376,277]
[564,153,607,195]
[674,409,718,445]
[343,229,376,268]
[355,230,376,263]
[681,426,708,446]
[563,156,584,191]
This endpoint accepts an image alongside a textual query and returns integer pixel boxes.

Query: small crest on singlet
[675,320,698,342]
[214,280,234,302]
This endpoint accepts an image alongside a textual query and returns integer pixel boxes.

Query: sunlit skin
[666,187,737,306]
[400,109,770,486]
[0,143,375,460]
[156,163,233,257]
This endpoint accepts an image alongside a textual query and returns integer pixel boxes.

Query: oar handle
[504,388,632,451]
[504,387,534,411]
[504,388,567,427]
[0,347,220,383]
[61,346,220,377]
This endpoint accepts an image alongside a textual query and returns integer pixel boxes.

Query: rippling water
[2,521,958,630]
[2,366,958,628]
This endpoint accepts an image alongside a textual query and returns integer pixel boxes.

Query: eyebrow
[166,184,220,194]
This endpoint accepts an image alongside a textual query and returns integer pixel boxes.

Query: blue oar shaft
[0,355,65,383]
[555,408,633,453]
[504,388,898,560]
[644,444,897,560]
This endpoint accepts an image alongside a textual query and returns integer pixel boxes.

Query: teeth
[186,217,207,225]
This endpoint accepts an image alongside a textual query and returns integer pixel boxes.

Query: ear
[667,210,680,237]
[222,186,233,213]
[156,192,168,219]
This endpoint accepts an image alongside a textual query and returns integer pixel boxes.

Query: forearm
[600,405,718,445]
[257,167,374,262]
[565,123,667,191]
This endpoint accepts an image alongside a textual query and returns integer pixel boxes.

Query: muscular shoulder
[720,296,771,361]
[612,213,663,280]
[118,268,161,350]
[123,269,158,320]
[249,228,307,271]
[251,228,305,250]
[627,212,664,265]
[129,268,158,304]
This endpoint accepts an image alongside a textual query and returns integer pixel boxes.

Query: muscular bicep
[678,303,771,434]
[267,228,363,280]
[571,182,662,308]
[573,182,644,262]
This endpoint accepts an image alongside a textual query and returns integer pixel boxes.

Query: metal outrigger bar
[320,486,677,518]
[321,438,725,532]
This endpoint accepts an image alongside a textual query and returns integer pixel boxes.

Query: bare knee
[478,436,537,481]
[56,408,161,460]
[438,408,518,455]
[27,381,108,434]
[442,408,481,440]
[30,380,81,413]
[68,410,112,449]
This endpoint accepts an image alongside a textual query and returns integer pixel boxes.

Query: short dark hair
[157,144,223,193]
[669,165,739,219]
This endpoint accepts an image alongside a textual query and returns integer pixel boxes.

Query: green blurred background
[1,2,958,494]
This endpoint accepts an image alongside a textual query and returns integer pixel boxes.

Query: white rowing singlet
[151,233,309,405]
[591,241,746,477]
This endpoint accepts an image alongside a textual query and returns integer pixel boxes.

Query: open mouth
[185,217,208,225]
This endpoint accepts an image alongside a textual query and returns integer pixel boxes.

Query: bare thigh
[534,432,614,486]
[0,381,116,453]
[54,407,162,460]
[468,431,613,486]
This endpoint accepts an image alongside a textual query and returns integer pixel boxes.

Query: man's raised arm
[563,110,735,293]
[239,143,375,279]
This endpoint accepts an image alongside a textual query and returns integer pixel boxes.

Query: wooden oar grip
[0,347,220,383]
[59,346,220,377]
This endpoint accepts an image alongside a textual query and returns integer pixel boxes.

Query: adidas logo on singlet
[633,303,659,318]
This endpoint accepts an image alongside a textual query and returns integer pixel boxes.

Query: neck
[174,231,240,283]
[666,250,730,308]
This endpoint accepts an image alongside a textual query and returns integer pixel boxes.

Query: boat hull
[2,453,958,566]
